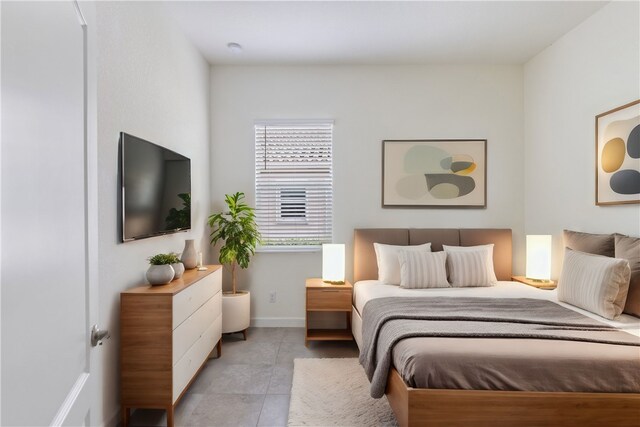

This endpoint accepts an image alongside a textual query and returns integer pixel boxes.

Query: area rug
[287,358,398,426]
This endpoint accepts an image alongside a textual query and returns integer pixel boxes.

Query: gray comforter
[359,297,640,398]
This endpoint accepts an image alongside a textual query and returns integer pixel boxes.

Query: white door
[1,2,98,426]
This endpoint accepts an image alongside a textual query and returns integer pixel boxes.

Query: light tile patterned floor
[128,327,359,427]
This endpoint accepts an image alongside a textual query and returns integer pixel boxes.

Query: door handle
[91,324,110,347]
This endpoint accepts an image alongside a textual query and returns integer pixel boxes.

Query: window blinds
[255,122,333,248]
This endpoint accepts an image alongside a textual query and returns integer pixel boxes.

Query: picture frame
[382,139,487,208]
[595,100,640,206]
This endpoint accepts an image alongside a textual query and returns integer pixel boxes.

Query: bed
[351,228,640,427]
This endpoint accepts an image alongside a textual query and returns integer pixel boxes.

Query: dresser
[120,265,222,427]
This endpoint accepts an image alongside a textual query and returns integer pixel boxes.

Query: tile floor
[128,327,359,427]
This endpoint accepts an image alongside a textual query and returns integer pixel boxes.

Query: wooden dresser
[120,265,222,427]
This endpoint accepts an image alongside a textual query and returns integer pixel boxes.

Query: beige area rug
[288,358,398,426]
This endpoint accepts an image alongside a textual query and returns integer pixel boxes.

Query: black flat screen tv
[120,132,191,242]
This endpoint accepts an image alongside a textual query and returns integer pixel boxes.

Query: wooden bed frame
[386,367,640,426]
[353,228,640,427]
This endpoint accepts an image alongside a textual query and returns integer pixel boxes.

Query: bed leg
[386,368,409,427]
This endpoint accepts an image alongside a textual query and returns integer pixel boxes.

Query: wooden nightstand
[305,278,353,345]
[512,276,557,290]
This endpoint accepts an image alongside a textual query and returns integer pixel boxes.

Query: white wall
[95,3,209,425]
[524,1,640,278]
[210,65,524,326]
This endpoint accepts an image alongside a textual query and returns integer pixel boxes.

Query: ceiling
[166,1,607,65]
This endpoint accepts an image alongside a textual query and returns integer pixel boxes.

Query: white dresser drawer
[172,291,221,365]
[172,315,221,402]
[211,312,222,347]
[173,269,221,330]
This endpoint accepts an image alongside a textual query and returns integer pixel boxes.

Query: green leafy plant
[166,253,181,264]
[165,193,191,230]
[208,192,261,294]
[148,253,176,265]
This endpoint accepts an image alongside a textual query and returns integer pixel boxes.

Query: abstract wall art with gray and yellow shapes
[596,100,640,206]
[382,139,486,208]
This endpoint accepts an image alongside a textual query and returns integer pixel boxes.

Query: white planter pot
[171,262,185,279]
[146,264,175,286]
[222,291,250,334]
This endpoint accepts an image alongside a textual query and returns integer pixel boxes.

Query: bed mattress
[354,281,640,392]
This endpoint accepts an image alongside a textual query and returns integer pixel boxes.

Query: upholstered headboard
[353,228,512,282]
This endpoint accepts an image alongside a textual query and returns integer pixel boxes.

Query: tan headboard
[353,228,512,282]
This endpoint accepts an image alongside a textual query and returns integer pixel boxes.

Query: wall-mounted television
[120,132,191,242]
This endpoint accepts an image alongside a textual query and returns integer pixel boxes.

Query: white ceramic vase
[171,262,185,279]
[181,239,197,269]
[146,264,175,286]
[222,291,250,334]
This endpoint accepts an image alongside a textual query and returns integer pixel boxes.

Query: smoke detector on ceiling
[227,42,243,53]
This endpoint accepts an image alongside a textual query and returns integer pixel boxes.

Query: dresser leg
[216,338,222,357]
[167,406,175,427]
[122,406,130,427]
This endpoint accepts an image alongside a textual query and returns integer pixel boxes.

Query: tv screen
[120,132,191,242]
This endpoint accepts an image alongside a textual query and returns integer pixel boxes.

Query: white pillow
[398,250,449,289]
[374,242,432,285]
[443,244,498,283]
[558,248,630,320]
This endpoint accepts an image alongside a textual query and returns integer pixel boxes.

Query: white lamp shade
[322,244,345,283]
[526,235,552,280]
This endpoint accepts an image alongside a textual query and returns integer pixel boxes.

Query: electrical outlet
[269,291,277,303]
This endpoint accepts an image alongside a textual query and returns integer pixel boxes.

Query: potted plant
[167,252,185,279]
[208,192,261,339]
[146,254,176,285]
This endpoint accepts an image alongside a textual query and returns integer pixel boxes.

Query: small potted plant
[208,192,261,338]
[146,254,175,285]
[167,252,185,280]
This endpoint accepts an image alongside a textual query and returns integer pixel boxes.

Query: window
[255,121,333,250]
[279,188,307,220]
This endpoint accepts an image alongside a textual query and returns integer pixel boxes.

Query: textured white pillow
[558,248,631,320]
[443,244,498,283]
[398,250,450,289]
[444,245,497,287]
[374,242,432,285]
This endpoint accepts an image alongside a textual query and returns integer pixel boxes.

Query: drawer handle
[320,289,340,292]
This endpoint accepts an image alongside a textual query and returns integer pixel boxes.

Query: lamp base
[323,280,345,285]
[525,277,553,284]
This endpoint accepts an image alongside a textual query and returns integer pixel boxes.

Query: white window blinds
[255,121,333,249]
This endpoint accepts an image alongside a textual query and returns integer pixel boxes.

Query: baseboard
[250,317,305,327]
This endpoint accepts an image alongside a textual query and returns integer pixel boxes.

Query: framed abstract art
[382,139,487,208]
[596,100,640,206]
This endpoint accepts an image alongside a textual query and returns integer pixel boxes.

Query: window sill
[256,245,322,253]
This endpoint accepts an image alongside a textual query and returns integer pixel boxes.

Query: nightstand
[512,276,557,290]
[305,278,353,345]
